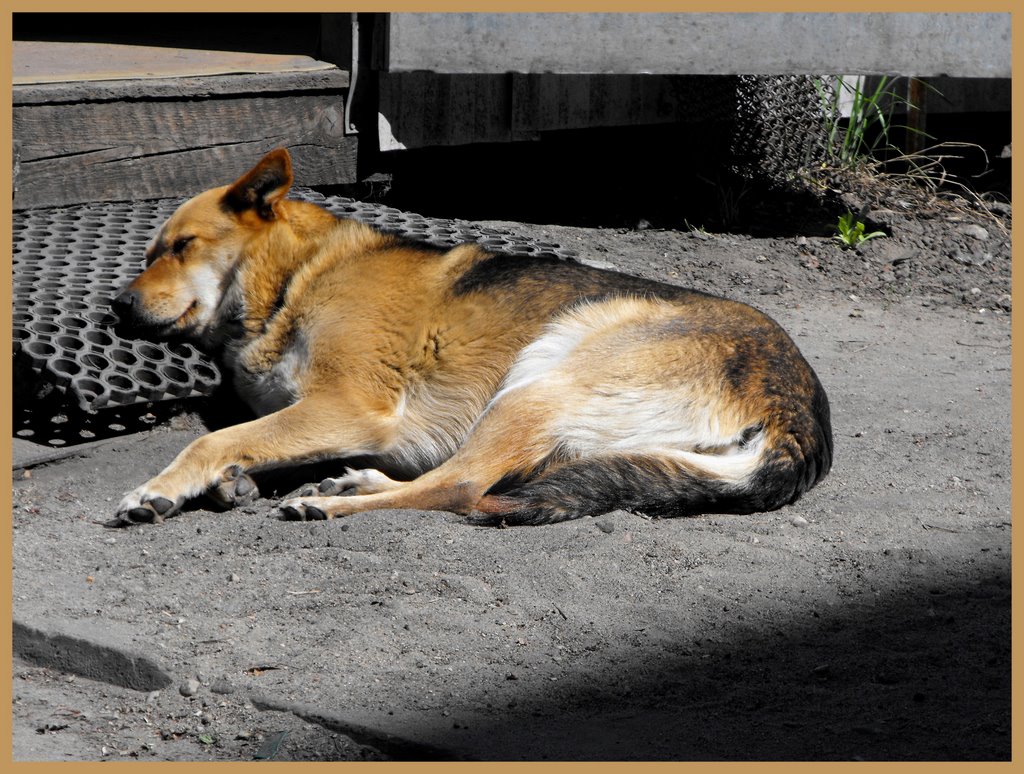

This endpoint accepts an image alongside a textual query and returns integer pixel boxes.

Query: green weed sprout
[834,211,886,248]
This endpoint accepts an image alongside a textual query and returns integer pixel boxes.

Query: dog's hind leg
[278,391,561,520]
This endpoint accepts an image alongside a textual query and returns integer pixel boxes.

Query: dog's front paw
[206,465,259,509]
[112,488,185,526]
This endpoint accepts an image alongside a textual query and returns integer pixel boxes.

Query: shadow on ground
[253,567,1010,761]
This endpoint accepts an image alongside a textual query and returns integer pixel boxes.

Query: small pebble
[595,518,615,534]
[103,537,117,545]
[228,573,240,583]
[179,678,201,697]
[211,679,235,695]
[959,224,989,241]
[791,516,809,528]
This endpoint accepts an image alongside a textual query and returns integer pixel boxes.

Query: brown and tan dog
[111,148,832,526]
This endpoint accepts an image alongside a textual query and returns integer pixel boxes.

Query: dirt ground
[11,181,1012,761]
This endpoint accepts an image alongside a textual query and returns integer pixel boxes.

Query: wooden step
[13,41,356,209]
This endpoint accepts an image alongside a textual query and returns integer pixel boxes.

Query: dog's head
[111,148,294,339]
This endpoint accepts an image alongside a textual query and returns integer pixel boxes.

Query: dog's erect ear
[223,148,294,219]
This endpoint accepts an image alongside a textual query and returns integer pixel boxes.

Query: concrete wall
[386,13,1010,79]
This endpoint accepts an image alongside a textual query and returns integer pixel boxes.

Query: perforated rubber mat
[12,190,577,417]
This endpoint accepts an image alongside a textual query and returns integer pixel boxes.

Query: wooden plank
[378,72,514,149]
[13,94,357,209]
[376,71,402,151]
[510,73,540,140]
[377,71,704,149]
[16,94,347,160]
[398,72,426,149]
[14,41,336,84]
[603,76,632,128]
[14,70,350,105]
[588,76,611,126]
[473,74,511,144]
[567,75,591,129]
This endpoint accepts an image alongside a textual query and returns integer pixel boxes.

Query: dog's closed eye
[173,236,195,254]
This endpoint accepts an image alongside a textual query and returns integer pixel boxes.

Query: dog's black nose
[110,289,140,323]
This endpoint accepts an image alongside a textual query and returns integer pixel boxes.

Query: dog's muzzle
[110,288,142,326]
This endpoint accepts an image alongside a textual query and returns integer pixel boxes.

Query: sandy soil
[11,189,1012,761]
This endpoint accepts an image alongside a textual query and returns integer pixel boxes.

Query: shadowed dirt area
[11,176,1011,761]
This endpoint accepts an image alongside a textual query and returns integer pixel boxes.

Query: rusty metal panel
[386,13,1011,79]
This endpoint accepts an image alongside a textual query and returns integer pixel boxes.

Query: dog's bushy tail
[474,406,832,527]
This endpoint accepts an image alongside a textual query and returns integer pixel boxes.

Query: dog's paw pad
[279,500,329,521]
[208,468,259,509]
[115,490,184,525]
[150,497,176,516]
[126,502,165,524]
[316,477,356,496]
[234,475,256,498]
[315,468,396,496]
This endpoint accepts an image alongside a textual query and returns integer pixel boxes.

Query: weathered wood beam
[14,90,357,209]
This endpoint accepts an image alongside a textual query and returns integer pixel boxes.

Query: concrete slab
[387,13,1011,78]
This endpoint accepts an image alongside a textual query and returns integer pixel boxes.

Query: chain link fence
[731,74,838,188]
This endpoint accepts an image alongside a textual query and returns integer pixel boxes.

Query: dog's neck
[238,227,306,331]
[205,202,340,351]
[199,221,300,352]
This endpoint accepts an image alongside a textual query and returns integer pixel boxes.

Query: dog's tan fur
[112,149,832,526]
